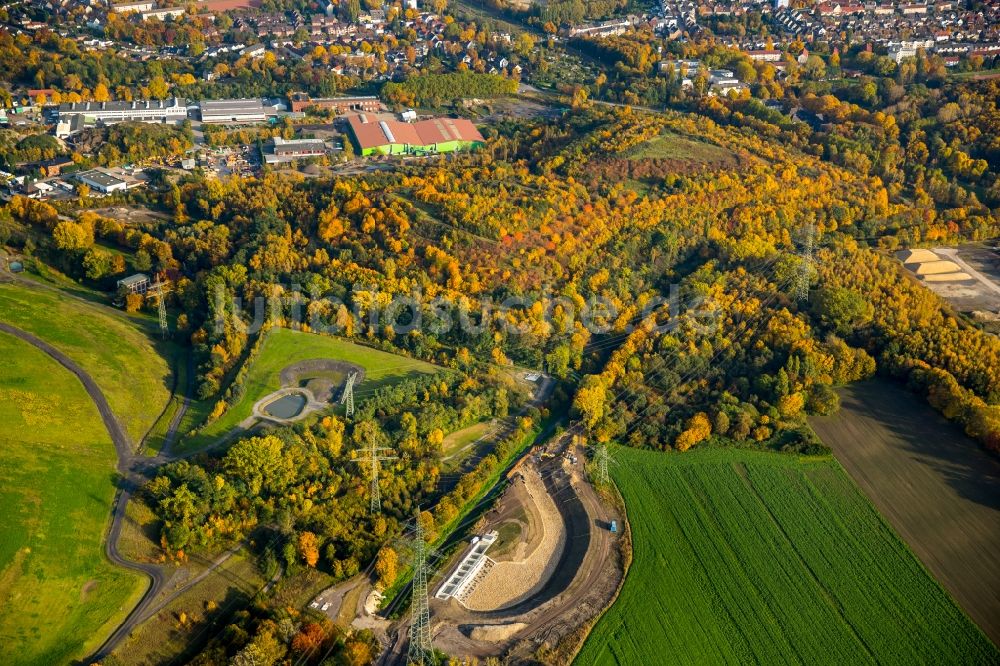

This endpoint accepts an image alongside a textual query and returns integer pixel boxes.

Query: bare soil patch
[810,380,1000,646]
[468,622,527,642]
[80,580,98,602]
[278,358,364,402]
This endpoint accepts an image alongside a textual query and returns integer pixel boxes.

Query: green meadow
[0,332,143,665]
[0,281,174,444]
[191,328,440,444]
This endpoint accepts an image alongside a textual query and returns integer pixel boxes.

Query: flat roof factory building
[57,98,187,124]
[347,114,485,156]
[287,93,383,114]
[75,168,128,194]
[199,99,267,124]
[265,137,327,164]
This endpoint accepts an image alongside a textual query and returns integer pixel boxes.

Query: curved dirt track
[0,322,133,472]
[0,322,178,663]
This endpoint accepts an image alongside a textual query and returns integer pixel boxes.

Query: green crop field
[0,332,144,666]
[192,328,440,443]
[0,281,174,443]
[576,447,997,666]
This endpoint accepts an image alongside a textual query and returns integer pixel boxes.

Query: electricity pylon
[796,223,815,302]
[340,371,357,417]
[407,512,432,666]
[150,280,169,339]
[595,442,610,485]
[355,434,397,515]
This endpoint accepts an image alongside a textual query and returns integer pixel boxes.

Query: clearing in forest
[627,131,738,166]
[575,447,997,666]
[193,328,440,442]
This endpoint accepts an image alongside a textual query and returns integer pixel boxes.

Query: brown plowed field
[810,380,1000,647]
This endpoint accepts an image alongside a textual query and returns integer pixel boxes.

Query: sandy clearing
[464,470,566,611]
[922,272,973,282]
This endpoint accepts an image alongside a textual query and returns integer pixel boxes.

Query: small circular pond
[264,393,307,419]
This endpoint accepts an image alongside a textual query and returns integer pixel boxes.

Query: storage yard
[897,245,1000,316]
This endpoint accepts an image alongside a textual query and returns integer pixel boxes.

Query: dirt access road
[810,380,1000,646]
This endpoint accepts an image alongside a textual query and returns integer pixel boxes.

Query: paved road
[0,322,133,471]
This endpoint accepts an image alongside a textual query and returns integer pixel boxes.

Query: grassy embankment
[0,332,145,665]
[0,281,174,443]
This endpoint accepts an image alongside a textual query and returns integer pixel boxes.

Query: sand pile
[468,622,528,642]
[897,248,941,263]
[911,260,963,275]
[923,272,973,282]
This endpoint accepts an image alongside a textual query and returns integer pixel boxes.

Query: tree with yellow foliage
[675,413,712,452]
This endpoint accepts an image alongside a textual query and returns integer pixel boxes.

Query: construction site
[301,366,626,664]
[354,433,627,664]
[306,432,625,664]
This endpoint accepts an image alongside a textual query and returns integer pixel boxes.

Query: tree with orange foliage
[298,531,320,567]
[291,622,327,653]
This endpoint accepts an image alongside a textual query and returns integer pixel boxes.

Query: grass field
[628,131,737,165]
[811,380,1000,646]
[575,447,997,666]
[0,281,174,443]
[442,421,492,454]
[951,67,1000,80]
[0,332,144,666]
[191,328,440,444]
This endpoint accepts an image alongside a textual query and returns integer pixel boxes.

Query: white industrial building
[76,168,128,194]
[199,99,267,124]
[117,273,150,294]
[435,532,498,605]
[57,98,187,124]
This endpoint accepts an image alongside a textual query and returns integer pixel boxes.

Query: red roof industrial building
[347,114,485,155]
